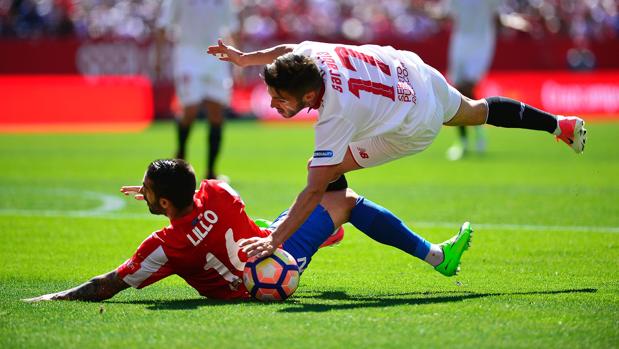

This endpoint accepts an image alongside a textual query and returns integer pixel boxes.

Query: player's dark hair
[146,159,196,209]
[263,53,323,99]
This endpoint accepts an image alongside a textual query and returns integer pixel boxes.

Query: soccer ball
[243,248,300,301]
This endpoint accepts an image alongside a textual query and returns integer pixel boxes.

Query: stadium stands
[2,0,617,43]
[1,0,617,124]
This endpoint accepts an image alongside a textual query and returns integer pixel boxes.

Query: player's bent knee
[345,188,359,206]
[321,189,357,226]
[180,105,200,125]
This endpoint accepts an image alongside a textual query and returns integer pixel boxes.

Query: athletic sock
[424,244,444,267]
[207,124,222,179]
[176,122,191,159]
[348,197,431,260]
[485,96,559,134]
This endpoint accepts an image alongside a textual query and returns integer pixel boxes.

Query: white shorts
[350,65,462,168]
[174,72,232,106]
[173,46,232,106]
[448,33,495,85]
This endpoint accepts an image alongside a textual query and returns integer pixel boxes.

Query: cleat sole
[572,119,587,154]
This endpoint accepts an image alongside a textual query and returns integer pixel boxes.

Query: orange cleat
[556,116,587,154]
[319,226,345,248]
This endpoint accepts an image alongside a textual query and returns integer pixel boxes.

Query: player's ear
[159,197,171,209]
[303,90,316,105]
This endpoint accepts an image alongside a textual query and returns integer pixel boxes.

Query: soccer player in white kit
[155,0,239,179]
[207,40,586,262]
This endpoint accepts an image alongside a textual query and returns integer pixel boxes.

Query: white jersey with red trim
[293,41,443,167]
[116,180,267,300]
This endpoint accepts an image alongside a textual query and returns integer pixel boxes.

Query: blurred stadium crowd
[1,0,617,43]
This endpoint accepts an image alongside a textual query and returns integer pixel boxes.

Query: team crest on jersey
[314,150,334,158]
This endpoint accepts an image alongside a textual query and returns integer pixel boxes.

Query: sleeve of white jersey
[310,116,356,167]
[292,41,318,57]
[116,236,172,289]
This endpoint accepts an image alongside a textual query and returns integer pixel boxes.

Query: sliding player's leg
[322,184,473,277]
[271,181,473,277]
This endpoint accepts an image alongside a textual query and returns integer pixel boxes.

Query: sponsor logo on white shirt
[313,150,334,158]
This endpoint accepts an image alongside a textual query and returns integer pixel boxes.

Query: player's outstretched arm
[240,165,342,258]
[207,39,296,67]
[22,271,130,303]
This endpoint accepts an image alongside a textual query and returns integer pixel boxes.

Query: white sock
[424,244,444,267]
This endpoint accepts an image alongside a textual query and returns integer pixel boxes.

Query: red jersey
[116,180,268,299]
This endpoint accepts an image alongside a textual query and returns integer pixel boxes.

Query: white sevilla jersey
[157,0,239,49]
[447,0,502,38]
[293,41,442,167]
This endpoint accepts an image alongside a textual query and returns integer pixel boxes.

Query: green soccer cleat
[253,218,273,228]
[434,222,473,277]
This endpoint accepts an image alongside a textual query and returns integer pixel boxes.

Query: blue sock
[349,197,430,260]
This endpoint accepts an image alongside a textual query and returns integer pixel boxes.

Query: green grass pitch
[1,121,618,348]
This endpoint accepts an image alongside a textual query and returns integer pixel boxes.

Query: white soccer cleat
[556,116,587,154]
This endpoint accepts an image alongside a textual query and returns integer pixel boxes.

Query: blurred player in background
[208,40,586,259]
[155,0,240,180]
[427,0,531,160]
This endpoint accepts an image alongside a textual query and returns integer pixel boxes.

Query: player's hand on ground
[239,235,276,259]
[207,39,244,66]
[120,186,144,200]
[22,293,59,303]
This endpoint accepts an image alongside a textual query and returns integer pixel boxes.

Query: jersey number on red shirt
[204,228,244,288]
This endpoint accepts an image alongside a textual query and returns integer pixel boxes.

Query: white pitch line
[410,221,619,234]
[0,189,126,218]
[1,203,618,234]
[0,188,617,233]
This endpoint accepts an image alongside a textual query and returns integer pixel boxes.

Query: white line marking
[1,200,618,235]
[0,189,125,217]
[1,188,616,233]
[410,221,619,234]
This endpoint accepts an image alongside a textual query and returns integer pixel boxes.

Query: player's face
[267,87,306,118]
[141,177,165,215]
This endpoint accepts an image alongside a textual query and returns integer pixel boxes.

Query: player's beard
[145,196,165,215]
[278,97,306,118]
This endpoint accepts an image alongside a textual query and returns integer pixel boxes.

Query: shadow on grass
[106,298,249,310]
[280,288,597,313]
[105,288,596,312]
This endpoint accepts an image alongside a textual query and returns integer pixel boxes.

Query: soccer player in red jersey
[25,159,469,303]
[22,159,342,302]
